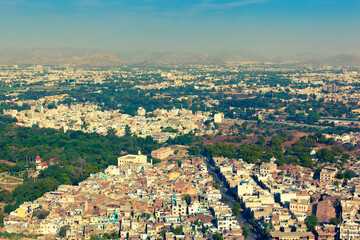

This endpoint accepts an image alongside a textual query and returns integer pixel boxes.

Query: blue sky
[0,0,359,57]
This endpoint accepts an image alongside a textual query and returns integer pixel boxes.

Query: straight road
[203,156,259,240]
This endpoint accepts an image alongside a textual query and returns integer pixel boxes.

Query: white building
[214,113,222,123]
[118,153,147,167]
[188,201,200,215]
[237,183,254,197]
[217,216,238,231]
[172,200,187,216]
[137,107,146,116]
[340,222,360,239]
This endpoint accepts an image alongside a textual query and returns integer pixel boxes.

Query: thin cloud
[150,0,268,18]
[73,0,103,8]
[193,0,266,10]
[0,0,21,5]
[68,0,267,17]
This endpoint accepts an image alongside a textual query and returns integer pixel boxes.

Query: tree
[194,219,202,227]
[171,225,183,235]
[160,229,166,238]
[58,225,70,238]
[221,195,230,204]
[342,153,350,161]
[0,190,13,203]
[106,127,116,138]
[232,202,241,216]
[304,214,319,231]
[294,112,306,123]
[4,204,16,214]
[213,233,224,240]
[23,170,29,181]
[307,111,320,125]
[184,195,191,206]
[33,209,50,219]
[242,226,250,239]
[47,102,56,109]
[327,138,335,145]
[316,148,336,163]
[101,233,112,240]
[344,170,357,179]
[162,126,178,133]
[124,125,131,137]
[329,217,341,225]
[0,212,4,227]
[256,136,266,148]
[38,166,70,185]
[261,221,271,237]
[90,234,100,240]
[333,198,341,208]
[188,145,200,155]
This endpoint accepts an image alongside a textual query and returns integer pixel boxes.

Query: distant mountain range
[0,48,359,66]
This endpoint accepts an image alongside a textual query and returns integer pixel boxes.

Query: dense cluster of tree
[0,103,31,113]
[204,131,341,169]
[167,132,195,145]
[0,115,161,212]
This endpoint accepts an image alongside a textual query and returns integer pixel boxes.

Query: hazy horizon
[0,0,359,58]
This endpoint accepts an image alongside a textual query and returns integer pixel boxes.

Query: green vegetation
[204,130,350,171]
[0,213,4,227]
[99,232,118,239]
[0,103,31,113]
[0,231,41,240]
[213,233,224,240]
[220,195,230,204]
[0,190,13,203]
[8,178,58,209]
[0,115,160,214]
[184,195,191,205]
[329,217,341,225]
[162,126,178,133]
[336,170,357,180]
[167,132,195,145]
[171,225,183,235]
[304,214,319,231]
[2,65,360,238]
[58,225,70,238]
[188,145,200,155]
[232,202,241,216]
[316,148,336,163]
[205,132,294,164]
[242,226,250,239]
[33,209,50,219]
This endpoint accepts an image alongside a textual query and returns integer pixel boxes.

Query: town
[0,63,360,240]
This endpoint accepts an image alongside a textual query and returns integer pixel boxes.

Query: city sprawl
[1,62,360,240]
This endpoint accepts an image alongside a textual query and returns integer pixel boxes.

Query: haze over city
[0,0,359,57]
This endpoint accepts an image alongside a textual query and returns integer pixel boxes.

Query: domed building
[35,155,49,172]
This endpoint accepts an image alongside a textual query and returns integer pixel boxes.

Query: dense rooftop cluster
[4,155,244,239]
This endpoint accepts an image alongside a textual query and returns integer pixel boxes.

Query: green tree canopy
[305,214,319,231]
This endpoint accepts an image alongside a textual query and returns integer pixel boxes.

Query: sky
[0,0,359,57]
